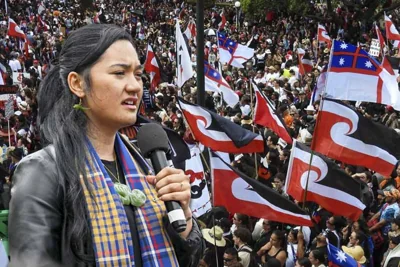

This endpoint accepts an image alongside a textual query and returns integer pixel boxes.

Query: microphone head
[137,123,170,158]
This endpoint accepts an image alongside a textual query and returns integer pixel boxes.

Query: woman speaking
[8,24,203,266]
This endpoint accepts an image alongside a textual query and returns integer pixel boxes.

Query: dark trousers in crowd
[373,235,389,267]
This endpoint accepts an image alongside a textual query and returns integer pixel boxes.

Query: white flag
[185,144,211,218]
[176,20,193,88]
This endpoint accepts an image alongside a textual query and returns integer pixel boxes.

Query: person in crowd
[389,217,400,238]
[369,189,400,265]
[308,249,326,267]
[224,247,242,267]
[231,213,252,234]
[253,219,275,262]
[265,258,282,267]
[286,228,301,267]
[259,230,288,266]
[273,173,289,199]
[382,235,400,267]
[202,225,227,267]
[9,24,202,267]
[219,217,234,247]
[380,164,400,190]
[295,257,312,267]
[7,147,24,191]
[233,227,254,267]
[3,1,400,267]
[324,216,345,248]
[342,245,367,266]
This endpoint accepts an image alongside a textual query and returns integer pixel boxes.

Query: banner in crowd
[211,151,313,226]
[312,98,400,176]
[0,86,18,94]
[325,40,400,110]
[217,32,254,69]
[285,140,365,221]
[12,72,30,85]
[368,39,380,57]
[176,19,193,88]
[253,83,293,144]
[178,97,264,153]
[185,144,211,218]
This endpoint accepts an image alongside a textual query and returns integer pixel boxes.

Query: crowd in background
[1,0,400,267]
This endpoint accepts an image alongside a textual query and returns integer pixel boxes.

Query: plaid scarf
[80,134,179,267]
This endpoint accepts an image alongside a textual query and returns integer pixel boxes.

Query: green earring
[73,98,90,111]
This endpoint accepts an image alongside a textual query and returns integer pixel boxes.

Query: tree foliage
[239,0,400,21]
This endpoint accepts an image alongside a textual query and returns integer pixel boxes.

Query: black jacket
[9,145,204,266]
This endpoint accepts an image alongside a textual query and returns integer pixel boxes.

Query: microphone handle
[150,151,187,233]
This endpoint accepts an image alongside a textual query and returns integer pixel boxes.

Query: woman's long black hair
[37,24,133,262]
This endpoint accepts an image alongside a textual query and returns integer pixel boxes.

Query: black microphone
[137,123,187,233]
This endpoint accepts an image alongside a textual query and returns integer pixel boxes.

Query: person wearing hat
[342,245,367,265]
[202,226,227,267]
[241,115,253,127]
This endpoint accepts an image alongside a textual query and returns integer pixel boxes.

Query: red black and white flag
[211,151,312,226]
[385,14,400,41]
[286,140,365,221]
[253,83,292,144]
[312,98,400,176]
[144,44,166,92]
[178,97,264,154]
[297,48,313,75]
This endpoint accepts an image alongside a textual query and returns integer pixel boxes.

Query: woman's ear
[67,71,86,98]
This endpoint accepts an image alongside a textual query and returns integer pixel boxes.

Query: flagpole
[196,143,211,172]
[249,81,258,179]
[196,0,205,107]
[7,119,10,147]
[384,13,390,55]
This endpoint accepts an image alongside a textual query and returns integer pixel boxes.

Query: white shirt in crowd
[237,244,252,267]
[240,104,251,116]
[254,76,267,85]
[9,59,21,72]
[286,243,298,267]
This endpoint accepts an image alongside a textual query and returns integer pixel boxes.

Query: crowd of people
[1,0,400,267]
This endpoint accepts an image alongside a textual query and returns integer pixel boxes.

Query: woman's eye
[114,71,124,76]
